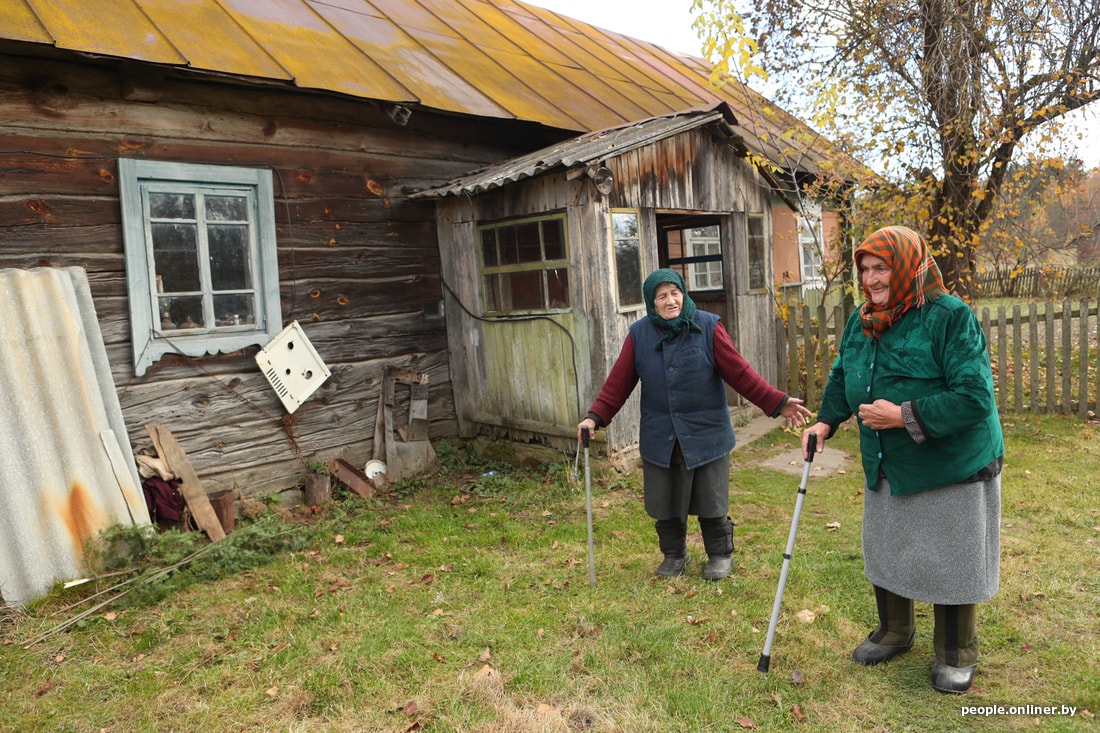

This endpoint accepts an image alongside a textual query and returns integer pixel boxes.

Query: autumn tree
[696,0,1100,298]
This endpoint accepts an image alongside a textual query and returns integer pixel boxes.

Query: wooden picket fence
[778,298,1100,418]
[973,265,1100,299]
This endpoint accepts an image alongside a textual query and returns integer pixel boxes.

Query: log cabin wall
[0,51,565,497]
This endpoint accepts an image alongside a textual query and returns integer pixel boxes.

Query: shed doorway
[655,213,733,328]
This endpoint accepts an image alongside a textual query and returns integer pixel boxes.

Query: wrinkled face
[859,254,891,307]
[654,282,684,320]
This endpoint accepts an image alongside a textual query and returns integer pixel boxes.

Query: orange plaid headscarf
[855,226,947,339]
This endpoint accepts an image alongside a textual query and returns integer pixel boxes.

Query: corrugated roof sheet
[0,0,833,169]
[415,105,738,197]
[0,268,149,608]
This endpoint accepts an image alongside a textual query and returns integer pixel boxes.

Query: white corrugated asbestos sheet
[0,267,149,608]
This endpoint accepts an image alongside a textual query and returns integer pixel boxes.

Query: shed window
[747,214,767,291]
[119,159,282,376]
[479,216,569,313]
[798,216,824,288]
[612,211,643,309]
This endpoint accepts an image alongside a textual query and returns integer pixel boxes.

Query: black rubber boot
[931,603,978,694]
[699,515,734,580]
[852,585,916,665]
[654,518,688,577]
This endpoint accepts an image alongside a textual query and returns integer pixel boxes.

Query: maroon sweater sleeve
[712,323,788,417]
[587,333,640,427]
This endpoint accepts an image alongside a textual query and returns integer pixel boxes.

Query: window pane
[481,229,498,267]
[484,274,501,311]
[747,216,766,290]
[503,271,544,310]
[213,293,256,326]
[543,219,565,260]
[500,221,541,264]
[613,212,638,239]
[149,192,195,219]
[547,268,569,308]
[152,222,200,292]
[615,239,643,306]
[208,224,251,290]
[158,295,205,329]
[205,194,247,222]
[613,212,643,307]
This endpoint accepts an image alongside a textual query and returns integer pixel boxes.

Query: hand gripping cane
[581,427,596,587]
[758,432,817,673]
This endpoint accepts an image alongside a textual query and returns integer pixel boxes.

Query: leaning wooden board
[145,422,226,542]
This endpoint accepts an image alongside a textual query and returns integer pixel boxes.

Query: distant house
[0,0,852,496]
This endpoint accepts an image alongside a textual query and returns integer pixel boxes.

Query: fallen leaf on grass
[34,679,57,698]
[474,664,497,679]
[792,703,805,722]
[265,686,278,697]
[735,717,756,729]
[796,609,816,624]
[479,648,491,662]
[334,534,344,544]
[791,669,804,685]
[826,521,841,531]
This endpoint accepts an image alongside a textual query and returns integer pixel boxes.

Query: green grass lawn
[2,414,1097,732]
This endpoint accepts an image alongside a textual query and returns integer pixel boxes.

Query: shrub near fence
[778,298,1099,419]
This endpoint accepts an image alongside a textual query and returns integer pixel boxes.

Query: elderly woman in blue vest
[577,269,811,581]
[800,226,1003,694]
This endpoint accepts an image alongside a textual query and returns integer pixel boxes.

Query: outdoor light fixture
[589,165,615,195]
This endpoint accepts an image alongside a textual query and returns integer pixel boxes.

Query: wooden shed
[421,105,782,455]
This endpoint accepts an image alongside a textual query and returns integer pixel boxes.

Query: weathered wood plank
[145,422,226,542]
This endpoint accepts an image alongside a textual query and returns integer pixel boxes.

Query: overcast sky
[527,0,1100,169]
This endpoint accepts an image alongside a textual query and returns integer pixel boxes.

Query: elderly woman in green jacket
[800,226,1003,695]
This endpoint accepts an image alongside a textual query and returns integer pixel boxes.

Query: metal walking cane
[582,426,596,587]
[758,431,817,673]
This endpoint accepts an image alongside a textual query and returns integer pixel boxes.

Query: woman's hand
[577,417,597,444]
[801,422,830,460]
[780,397,813,428]
[857,399,904,430]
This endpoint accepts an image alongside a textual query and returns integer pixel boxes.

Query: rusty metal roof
[0,0,832,167]
[0,268,149,607]
[416,104,742,197]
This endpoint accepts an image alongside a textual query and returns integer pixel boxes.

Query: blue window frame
[119,159,281,376]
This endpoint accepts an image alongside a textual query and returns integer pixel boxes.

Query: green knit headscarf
[643,269,700,347]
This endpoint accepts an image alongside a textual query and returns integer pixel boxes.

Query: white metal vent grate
[254,320,331,414]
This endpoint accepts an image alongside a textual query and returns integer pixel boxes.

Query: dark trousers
[655,516,733,558]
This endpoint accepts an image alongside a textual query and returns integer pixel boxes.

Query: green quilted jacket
[818,294,1004,495]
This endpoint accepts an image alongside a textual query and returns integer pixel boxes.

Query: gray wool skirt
[862,474,1001,605]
